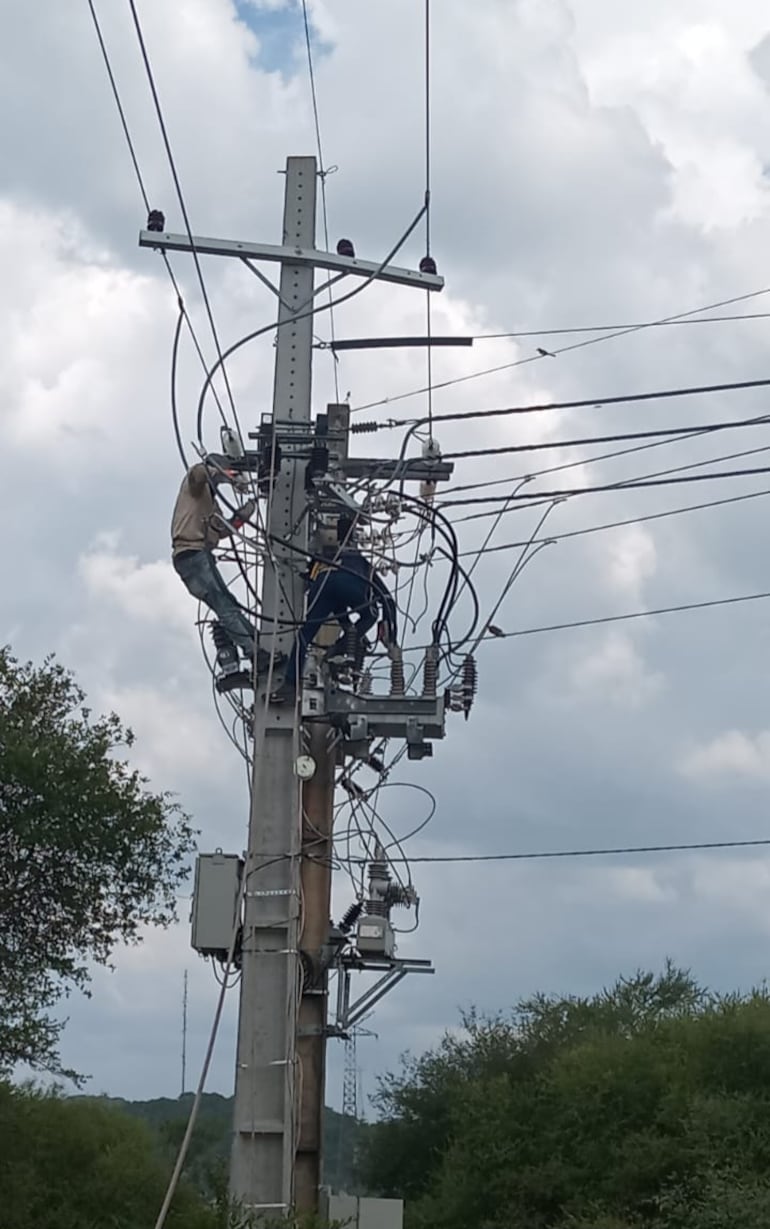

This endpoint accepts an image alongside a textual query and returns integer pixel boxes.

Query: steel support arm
[138,231,444,291]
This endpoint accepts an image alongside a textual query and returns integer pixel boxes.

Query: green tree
[0,1082,217,1229]
[358,964,770,1229]
[0,648,195,1076]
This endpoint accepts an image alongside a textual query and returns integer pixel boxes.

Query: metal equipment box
[356,914,396,958]
[191,852,242,957]
[322,1193,403,1229]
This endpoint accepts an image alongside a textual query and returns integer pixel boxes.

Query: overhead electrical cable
[351,284,770,413]
[444,442,770,523]
[423,0,434,435]
[86,0,230,431]
[352,837,770,864]
[455,487,770,557]
[127,0,241,431]
[473,309,770,338]
[300,0,341,402]
[475,589,770,639]
[375,375,770,433]
[440,410,770,461]
[440,463,770,507]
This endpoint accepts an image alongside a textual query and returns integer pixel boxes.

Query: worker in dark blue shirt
[271,515,397,703]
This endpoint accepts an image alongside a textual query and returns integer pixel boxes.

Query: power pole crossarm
[138,230,444,291]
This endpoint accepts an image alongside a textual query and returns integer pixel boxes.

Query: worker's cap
[204,452,238,480]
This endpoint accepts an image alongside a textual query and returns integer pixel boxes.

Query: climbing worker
[271,514,398,704]
[171,454,258,665]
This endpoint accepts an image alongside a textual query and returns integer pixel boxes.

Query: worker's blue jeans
[284,571,377,689]
[174,549,256,658]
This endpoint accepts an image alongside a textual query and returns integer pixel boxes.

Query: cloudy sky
[7,0,770,1113]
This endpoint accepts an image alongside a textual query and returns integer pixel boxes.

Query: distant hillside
[85,1093,367,1196]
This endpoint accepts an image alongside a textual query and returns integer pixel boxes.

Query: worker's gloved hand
[232,499,255,529]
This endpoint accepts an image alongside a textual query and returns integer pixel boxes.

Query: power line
[300,0,340,402]
[377,375,770,432]
[441,463,770,508]
[444,442,770,522]
[477,589,770,639]
[351,284,770,413]
[378,837,770,864]
[423,0,434,435]
[455,487,770,557]
[440,416,770,500]
[86,0,230,434]
[473,310,770,339]
[441,411,770,461]
[127,0,239,428]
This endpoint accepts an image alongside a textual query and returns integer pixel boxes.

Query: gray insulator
[422,645,439,698]
[462,655,478,720]
[448,685,465,713]
[390,648,405,697]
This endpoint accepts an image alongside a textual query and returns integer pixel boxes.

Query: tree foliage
[358,962,770,1228]
[0,648,196,1075]
[0,1082,217,1229]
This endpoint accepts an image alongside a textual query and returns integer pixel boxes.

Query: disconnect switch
[191,852,243,960]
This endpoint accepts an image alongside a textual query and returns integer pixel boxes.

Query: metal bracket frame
[332,955,435,1033]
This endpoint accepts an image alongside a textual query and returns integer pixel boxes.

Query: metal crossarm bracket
[333,956,435,1032]
[138,231,444,292]
[325,689,446,743]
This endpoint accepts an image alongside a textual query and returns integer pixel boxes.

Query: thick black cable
[441,463,770,507]
[170,304,188,468]
[352,285,770,414]
[395,495,462,646]
[195,201,428,446]
[445,442,770,523]
[456,487,770,558]
[441,430,761,499]
[380,375,770,432]
[127,0,239,428]
[441,410,770,461]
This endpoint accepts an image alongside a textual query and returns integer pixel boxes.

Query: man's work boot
[269,682,295,706]
[215,670,253,695]
[255,649,286,675]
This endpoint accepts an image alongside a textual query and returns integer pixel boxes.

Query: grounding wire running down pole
[230,155,318,1217]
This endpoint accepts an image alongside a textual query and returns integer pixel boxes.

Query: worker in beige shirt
[171,454,257,664]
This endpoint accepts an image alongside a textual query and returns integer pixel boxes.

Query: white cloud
[6,0,770,1101]
[679,729,770,782]
[98,685,222,787]
[568,631,664,708]
[602,524,658,602]
[79,540,194,636]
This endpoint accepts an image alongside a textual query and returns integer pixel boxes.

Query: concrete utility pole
[229,155,318,1217]
[142,154,446,1220]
